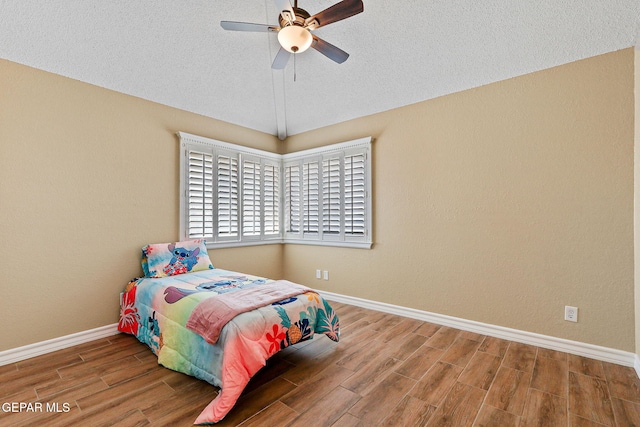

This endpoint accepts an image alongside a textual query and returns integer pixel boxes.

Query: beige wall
[284,49,635,351]
[0,59,283,351]
[635,46,640,357]
[1,48,635,353]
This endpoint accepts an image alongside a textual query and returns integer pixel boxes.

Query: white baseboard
[1,295,638,373]
[0,324,120,366]
[319,291,638,368]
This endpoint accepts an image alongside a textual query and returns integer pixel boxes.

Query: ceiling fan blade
[274,0,296,24]
[271,47,292,69]
[311,35,349,64]
[220,21,278,32]
[305,0,363,30]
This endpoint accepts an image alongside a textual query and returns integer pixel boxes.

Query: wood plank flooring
[2,301,640,426]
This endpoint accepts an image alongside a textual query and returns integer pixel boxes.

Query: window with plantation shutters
[179,132,371,249]
[283,137,372,248]
[179,133,282,247]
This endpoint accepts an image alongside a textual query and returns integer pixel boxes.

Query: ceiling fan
[220,0,364,69]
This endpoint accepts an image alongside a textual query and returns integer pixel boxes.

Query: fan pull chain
[293,53,297,82]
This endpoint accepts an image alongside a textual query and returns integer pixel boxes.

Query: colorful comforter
[117,268,340,424]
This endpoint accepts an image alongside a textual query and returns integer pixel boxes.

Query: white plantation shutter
[187,150,214,239]
[322,157,341,235]
[285,164,301,234]
[216,154,238,237]
[263,162,280,235]
[345,153,366,236]
[303,161,320,234]
[180,133,371,249]
[242,159,261,236]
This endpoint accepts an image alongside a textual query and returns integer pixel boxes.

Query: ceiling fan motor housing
[278,7,314,53]
[279,7,311,28]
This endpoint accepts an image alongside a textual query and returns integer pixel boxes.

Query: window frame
[178,132,372,249]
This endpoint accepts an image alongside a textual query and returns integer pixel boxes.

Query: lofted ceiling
[1,1,639,140]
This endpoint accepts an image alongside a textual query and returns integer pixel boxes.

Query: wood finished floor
[2,302,640,426]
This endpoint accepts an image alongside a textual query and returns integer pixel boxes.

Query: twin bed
[117,239,340,424]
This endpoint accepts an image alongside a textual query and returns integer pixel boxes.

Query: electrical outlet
[323,270,329,280]
[564,306,578,322]
[316,269,321,279]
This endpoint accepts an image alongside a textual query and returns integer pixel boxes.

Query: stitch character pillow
[142,239,214,278]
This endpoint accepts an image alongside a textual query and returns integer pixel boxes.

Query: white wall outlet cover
[565,306,578,322]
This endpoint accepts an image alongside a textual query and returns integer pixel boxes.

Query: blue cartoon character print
[140,310,162,354]
[162,243,200,276]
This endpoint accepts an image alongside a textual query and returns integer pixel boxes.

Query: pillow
[142,239,214,278]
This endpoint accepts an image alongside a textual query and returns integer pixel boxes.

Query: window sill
[282,239,372,249]
[205,239,372,250]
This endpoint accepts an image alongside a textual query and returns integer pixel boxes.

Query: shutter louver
[303,161,319,233]
[242,160,261,236]
[345,154,366,236]
[322,157,341,235]
[187,150,214,239]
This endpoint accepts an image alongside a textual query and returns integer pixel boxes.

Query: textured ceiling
[1,1,639,139]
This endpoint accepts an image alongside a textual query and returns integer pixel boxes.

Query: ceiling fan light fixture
[277,25,312,53]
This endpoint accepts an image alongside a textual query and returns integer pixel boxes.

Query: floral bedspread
[117,268,340,424]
